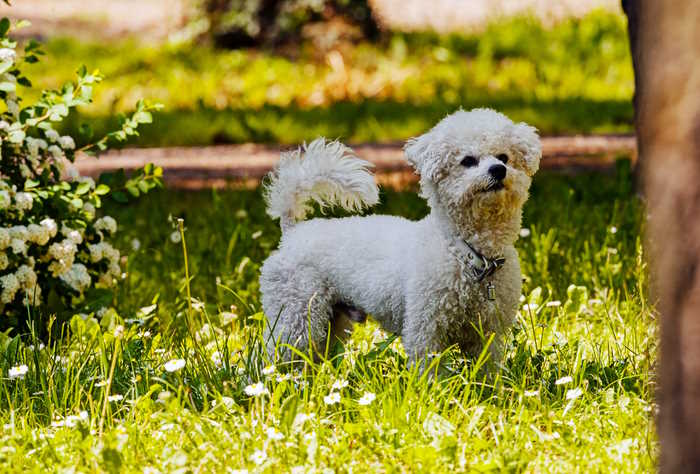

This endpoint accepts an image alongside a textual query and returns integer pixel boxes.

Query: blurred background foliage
[8,2,633,147]
[199,0,379,47]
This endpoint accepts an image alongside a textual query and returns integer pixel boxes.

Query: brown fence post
[624,1,700,471]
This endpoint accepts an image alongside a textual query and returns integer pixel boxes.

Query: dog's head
[405,108,540,236]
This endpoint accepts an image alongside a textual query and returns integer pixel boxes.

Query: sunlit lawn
[0,166,656,472]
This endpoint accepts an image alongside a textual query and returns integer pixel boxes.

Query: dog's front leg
[401,316,444,375]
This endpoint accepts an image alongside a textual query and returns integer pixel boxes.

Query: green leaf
[24,39,41,53]
[137,180,150,194]
[79,123,94,140]
[24,179,39,189]
[95,184,110,195]
[111,191,128,203]
[71,197,83,209]
[75,181,91,195]
[132,111,152,124]
[125,183,140,197]
[0,18,10,37]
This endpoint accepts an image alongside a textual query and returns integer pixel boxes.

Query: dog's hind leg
[260,260,335,361]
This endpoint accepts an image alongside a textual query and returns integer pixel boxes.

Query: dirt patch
[70,134,637,189]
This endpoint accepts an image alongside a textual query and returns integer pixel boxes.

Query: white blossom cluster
[21,128,76,178]
[0,201,123,313]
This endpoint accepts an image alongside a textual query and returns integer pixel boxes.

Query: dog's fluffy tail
[264,138,379,232]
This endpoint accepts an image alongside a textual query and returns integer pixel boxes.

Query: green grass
[22,10,634,147]
[0,166,656,472]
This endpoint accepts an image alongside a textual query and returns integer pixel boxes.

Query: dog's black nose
[488,164,507,181]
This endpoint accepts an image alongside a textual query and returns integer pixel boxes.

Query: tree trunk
[624,1,700,471]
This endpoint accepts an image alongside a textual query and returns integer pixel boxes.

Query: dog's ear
[512,122,541,176]
[404,132,448,182]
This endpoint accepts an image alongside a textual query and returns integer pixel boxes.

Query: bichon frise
[260,108,540,367]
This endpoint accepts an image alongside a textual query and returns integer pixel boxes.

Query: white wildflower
[131,238,141,251]
[609,226,618,234]
[546,300,562,307]
[262,365,276,376]
[524,390,540,397]
[58,135,75,150]
[566,387,583,400]
[250,449,267,465]
[243,382,269,397]
[519,228,531,238]
[210,351,223,367]
[357,391,376,406]
[170,231,181,244]
[164,359,185,373]
[266,427,284,441]
[212,396,235,410]
[331,379,349,391]
[293,413,315,426]
[221,311,237,324]
[555,376,573,385]
[275,373,292,383]
[14,192,33,211]
[95,216,117,235]
[0,252,7,270]
[107,394,123,402]
[8,364,28,380]
[323,392,341,405]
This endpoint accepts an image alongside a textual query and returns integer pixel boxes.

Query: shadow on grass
[63,97,633,148]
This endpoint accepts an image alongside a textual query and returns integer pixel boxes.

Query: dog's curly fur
[260,108,541,365]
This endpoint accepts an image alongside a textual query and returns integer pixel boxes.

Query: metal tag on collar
[486,282,496,301]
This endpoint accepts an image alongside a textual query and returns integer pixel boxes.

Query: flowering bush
[0,17,162,332]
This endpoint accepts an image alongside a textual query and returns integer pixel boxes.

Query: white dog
[260,108,540,366]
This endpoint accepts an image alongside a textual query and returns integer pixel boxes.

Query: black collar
[449,237,506,282]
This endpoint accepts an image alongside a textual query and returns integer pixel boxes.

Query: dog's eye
[496,153,509,164]
[460,155,478,167]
